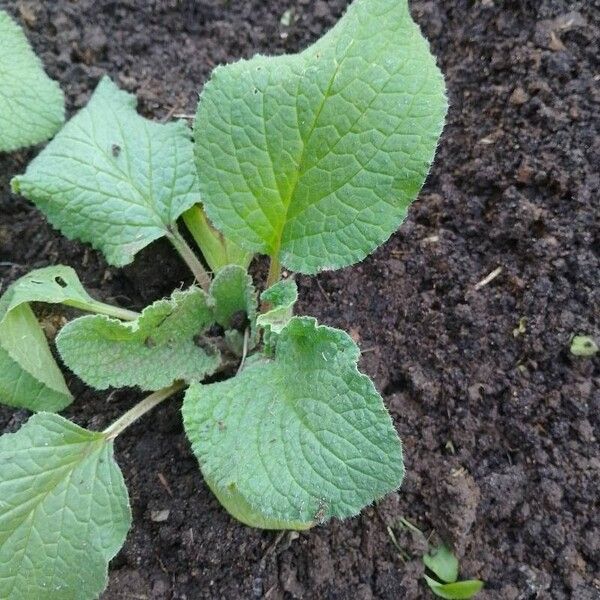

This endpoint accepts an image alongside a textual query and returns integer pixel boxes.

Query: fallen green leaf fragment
[57,287,220,391]
[183,316,403,529]
[0,10,64,152]
[11,76,199,266]
[570,335,598,357]
[423,544,459,584]
[195,0,447,274]
[424,576,484,599]
[0,412,131,600]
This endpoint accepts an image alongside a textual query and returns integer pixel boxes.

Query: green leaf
[182,316,403,529]
[423,544,459,583]
[424,576,484,599]
[56,287,220,391]
[570,335,598,357]
[0,10,64,152]
[0,412,131,600]
[0,290,71,412]
[209,265,257,330]
[194,0,447,274]
[11,76,199,267]
[0,339,70,413]
[0,265,137,320]
[257,279,298,334]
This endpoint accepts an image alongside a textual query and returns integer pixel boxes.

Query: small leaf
[0,10,64,151]
[0,412,131,600]
[257,279,298,334]
[183,316,403,529]
[0,292,71,412]
[209,265,257,330]
[195,0,447,274]
[423,544,459,583]
[570,335,598,357]
[57,287,220,391]
[11,76,199,266]
[424,575,484,599]
[0,265,135,318]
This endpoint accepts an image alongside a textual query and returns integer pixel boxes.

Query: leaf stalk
[168,226,212,291]
[86,301,140,321]
[266,254,281,289]
[103,381,185,440]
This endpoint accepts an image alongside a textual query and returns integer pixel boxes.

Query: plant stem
[266,254,281,288]
[103,381,185,440]
[168,226,211,291]
[87,301,140,321]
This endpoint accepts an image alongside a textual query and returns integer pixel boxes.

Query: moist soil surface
[1,1,599,599]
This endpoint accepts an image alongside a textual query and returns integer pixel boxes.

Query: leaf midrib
[268,53,344,258]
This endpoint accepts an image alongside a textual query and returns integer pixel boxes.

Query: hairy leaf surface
[210,265,257,330]
[183,316,403,529]
[11,77,199,266]
[1,265,134,318]
[194,0,447,273]
[257,279,298,334]
[0,413,130,600]
[0,10,64,151]
[57,287,219,391]
[0,285,71,412]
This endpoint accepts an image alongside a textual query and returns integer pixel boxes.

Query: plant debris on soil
[1,1,598,599]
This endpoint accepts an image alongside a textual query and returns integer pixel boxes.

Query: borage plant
[0,0,447,597]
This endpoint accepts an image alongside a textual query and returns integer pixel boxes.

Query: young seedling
[570,334,599,357]
[0,0,447,597]
[424,544,484,599]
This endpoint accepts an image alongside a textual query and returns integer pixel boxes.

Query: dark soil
[1,0,599,598]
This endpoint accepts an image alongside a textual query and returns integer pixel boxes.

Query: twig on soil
[386,526,409,562]
[157,472,174,497]
[315,277,332,303]
[474,266,503,290]
[260,530,292,569]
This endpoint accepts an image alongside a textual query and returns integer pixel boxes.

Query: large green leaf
[0,10,64,152]
[0,322,70,413]
[183,316,403,529]
[0,413,131,600]
[11,76,199,266]
[56,287,220,391]
[0,288,71,412]
[194,0,447,274]
[0,266,138,411]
